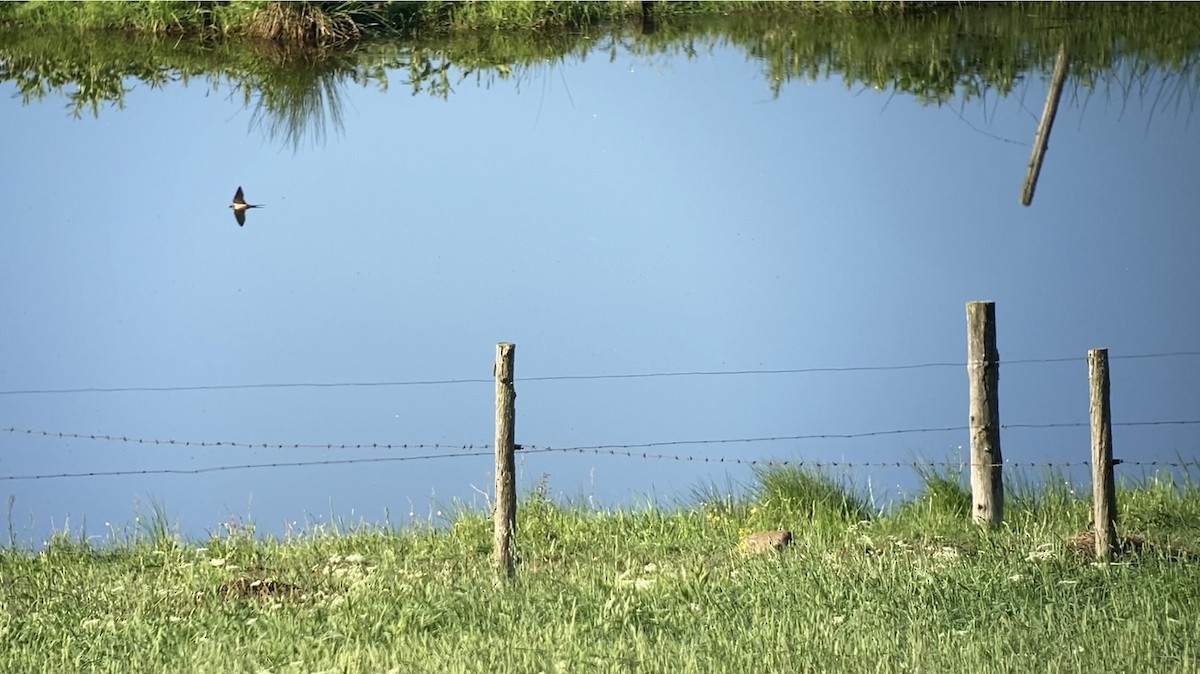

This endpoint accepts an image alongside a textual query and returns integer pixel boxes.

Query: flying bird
[229,186,264,226]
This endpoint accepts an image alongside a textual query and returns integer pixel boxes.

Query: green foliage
[2,3,1199,150]
[436,0,631,32]
[0,1,925,38]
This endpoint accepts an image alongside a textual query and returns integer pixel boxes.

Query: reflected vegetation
[1,3,1198,151]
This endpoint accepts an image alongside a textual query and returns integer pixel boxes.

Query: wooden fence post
[1089,348,1118,560]
[1021,43,1069,206]
[493,342,517,578]
[967,301,1004,525]
[494,340,518,578]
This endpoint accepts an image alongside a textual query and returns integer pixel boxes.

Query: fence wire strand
[2,350,1198,480]
[4,419,1200,452]
[522,445,1198,470]
[1,448,1195,482]
[1,350,1197,396]
[0,449,506,481]
[0,427,487,452]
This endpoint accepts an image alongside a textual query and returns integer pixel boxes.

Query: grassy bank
[0,1,926,45]
[2,468,1198,673]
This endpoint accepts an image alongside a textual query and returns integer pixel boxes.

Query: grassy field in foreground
[2,468,1199,673]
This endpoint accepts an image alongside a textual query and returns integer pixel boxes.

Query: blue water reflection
[1,34,1197,544]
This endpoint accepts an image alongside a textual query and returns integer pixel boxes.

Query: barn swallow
[229,186,264,226]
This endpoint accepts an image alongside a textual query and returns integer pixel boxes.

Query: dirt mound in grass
[1066,531,1198,561]
[219,577,306,600]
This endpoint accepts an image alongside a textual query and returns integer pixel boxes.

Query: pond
[2,4,1199,544]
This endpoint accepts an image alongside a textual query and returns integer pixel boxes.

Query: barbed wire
[0,448,524,481]
[0,447,1194,482]
[523,445,1200,470]
[4,419,1199,452]
[1,350,1196,396]
[521,421,1200,453]
[0,428,489,452]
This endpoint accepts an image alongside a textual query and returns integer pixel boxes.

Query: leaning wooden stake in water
[1089,348,1118,561]
[1021,43,1070,206]
[494,342,517,578]
[967,301,1003,525]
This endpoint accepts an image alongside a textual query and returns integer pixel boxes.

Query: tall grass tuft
[134,496,179,552]
[909,462,972,519]
[240,2,369,48]
[687,475,746,516]
[752,464,870,522]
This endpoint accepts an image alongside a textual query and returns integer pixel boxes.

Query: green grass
[2,467,1198,673]
[0,1,929,44]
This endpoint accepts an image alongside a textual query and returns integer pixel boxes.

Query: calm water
[2,13,1199,544]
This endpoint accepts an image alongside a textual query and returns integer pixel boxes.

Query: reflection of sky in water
[0,41,1197,543]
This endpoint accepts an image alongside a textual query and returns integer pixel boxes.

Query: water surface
[2,7,1199,543]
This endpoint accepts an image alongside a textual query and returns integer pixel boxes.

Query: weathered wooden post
[967,301,1004,525]
[1089,348,1118,560]
[1021,43,1070,206]
[493,342,517,578]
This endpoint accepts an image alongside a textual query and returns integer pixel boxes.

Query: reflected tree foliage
[0,28,180,118]
[233,41,363,150]
[1,3,1198,150]
[248,65,349,150]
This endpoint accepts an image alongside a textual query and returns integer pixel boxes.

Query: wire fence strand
[0,449,506,481]
[5,419,1200,452]
[1,350,1197,396]
[1,448,1195,482]
[523,445,1199,470]
[0,428,489,452]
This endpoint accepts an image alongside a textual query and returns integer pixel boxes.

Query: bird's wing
[234,209,246,226]
[233,186,246,205]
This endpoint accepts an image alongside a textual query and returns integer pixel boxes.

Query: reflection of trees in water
[0,30,181,118]
[250,68,347,150]
[1081,55,1200,131]
[238,41,355,150]
[250,72,345,149]
[1,3,1199,150]
[0,28,398,151]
